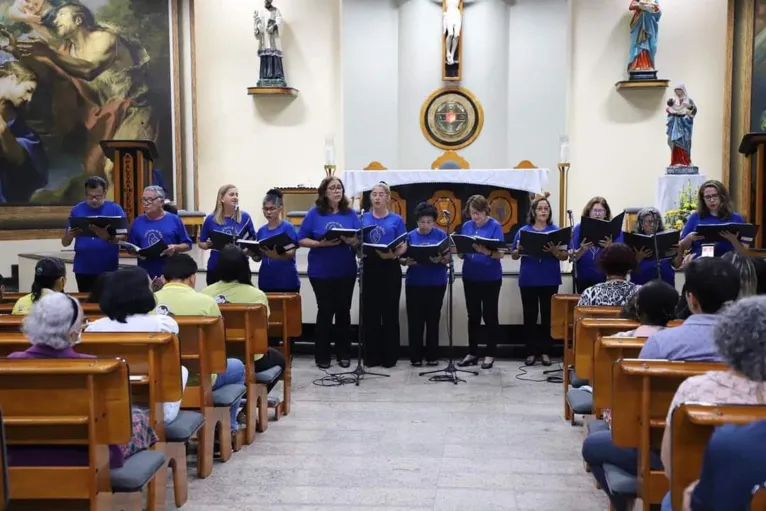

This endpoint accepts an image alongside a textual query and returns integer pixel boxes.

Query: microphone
[442,210,451,218]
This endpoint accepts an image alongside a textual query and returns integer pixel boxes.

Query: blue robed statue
[627,0,661,80]
[665,84,698,171]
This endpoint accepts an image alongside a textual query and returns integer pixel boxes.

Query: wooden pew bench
[610,359,725,510]
[0,358,166,510]
[0,410,6,511]
[0,292,88,304]
[551,294,580,421]
[266,292,302,418]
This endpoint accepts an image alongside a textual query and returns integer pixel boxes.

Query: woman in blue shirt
[630,207,682,286]
[361,182,407,368]
[572,196,621,293]
[511,197,568,366]
[403,202,448,367]
[298,177,360,369]
[457,195,504,370]
[126,185,192,280]
[254,188,300,292]
[198,184,256,286]
[679,180,747,258]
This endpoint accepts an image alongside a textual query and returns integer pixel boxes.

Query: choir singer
[571,197,620,293]
[255,189,300,293]
[678,180,747,258]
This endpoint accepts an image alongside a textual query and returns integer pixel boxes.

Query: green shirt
[12,288,54,315]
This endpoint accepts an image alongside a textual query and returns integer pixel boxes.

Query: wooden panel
[592,336,646,413]
[0,410,6,511]
[574,319,639,381]
[363,161,387,171]
[487,189,518,235]
[551,294,580,340]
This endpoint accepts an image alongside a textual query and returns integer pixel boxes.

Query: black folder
[209,230,239,251]
[451,234,508,255]
[321,225,375,241]
[237,232,297,254]
[68,216,129,237]
[579,212,625,245]
[363,232,408,258]
[118,239,168,259]
[623,230,680,259]
[695,223,759,243]
[518,227,572,258]
[405,237,450,265]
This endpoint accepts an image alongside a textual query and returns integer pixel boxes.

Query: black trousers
[309,276,356,364]
[75,273,101,293]
[519,285,559,357]
[406,284,447,363]
[463,279,502,357]
[361,260,402,367]
[575,278,602,294]
[254,347,287,392]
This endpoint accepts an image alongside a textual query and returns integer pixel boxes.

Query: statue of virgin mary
[627,0,661,80]
[666,84,698,172]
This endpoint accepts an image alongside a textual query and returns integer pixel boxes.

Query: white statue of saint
[254,0,286,87]
[443,0,462,65]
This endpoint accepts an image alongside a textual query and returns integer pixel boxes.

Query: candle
[324,135,335,166]
[559,135,570,163]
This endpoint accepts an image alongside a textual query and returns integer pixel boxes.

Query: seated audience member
[86,267,188,424]
[200,246,284,392]
[7,292,157,467]
[582,258,740,510]
[153,254,246,435]
[614,280,679,338]
[86,271,113,303]
[659,296,766,510]
[12,257,66,315]
[753,256,766,295]
[577,243,639,307]
[722,251,757,298]
[639,257,740,361]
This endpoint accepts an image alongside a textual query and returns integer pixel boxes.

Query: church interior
[2,0,766,509]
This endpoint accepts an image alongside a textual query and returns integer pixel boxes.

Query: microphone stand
[567,209,578,293]
[328,208,389,386]
[419,210,478,384]
[652,220,662,280]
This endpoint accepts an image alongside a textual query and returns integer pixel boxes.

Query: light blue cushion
[566,388,593,415]
[212,384,247,407]
[255,365,282,385]
[569,367,589,388]
[586,419,609,436]
[603,463,637,495]
[268,395,279,407]
[165,410,205,442]
[111,450,166,492]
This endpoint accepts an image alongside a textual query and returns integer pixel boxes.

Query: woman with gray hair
[7,292,158,468]
[722,251,757,298]
[630,207,682,286]
[126,185,192,279]
[658,295,766,509]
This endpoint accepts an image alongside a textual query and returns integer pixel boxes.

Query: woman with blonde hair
[198,184,257,286]
[571,196,622,293]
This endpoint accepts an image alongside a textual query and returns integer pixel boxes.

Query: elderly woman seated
[577,243,639,307]
[7,292,157,468]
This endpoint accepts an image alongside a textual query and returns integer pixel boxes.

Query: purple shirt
[638,314,722,361]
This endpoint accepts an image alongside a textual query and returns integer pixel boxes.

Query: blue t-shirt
[681,211,746,257]
[512,224,563,287]
[199,211,256,271]
[572,223,625,283]
[361,211,406,248]
[298,206,360,279]
[257,220,300,291]
[69,200,126,275]
[460,217,504,282]
[405,228,448,287]
[631,258,675,286]
[127,213,193,279]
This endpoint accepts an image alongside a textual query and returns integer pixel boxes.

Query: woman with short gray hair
[722,251,757,298]
[630,207,682,286]
[658,295,766,509]
[126,185,193,279]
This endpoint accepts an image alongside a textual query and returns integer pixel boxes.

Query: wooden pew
[753,484,766,511]
[0,295,93,315]
[219,303,270,447]
[0,358,165,510]
[0,332,191,509]
[1,292,88,303]
[267,292,302,418]
[574,318,639,382]
[552,294,580,421]
[592,336,646,417]
[611,359,725,509]
[670,403,766,511]
[0,409,6,511]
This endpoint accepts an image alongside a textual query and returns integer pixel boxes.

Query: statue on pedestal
[627,0,661,81]
[666,84,699,175]
[254,0,286,88]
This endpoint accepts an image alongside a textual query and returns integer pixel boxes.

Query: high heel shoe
[524,355,536,366]
[457,355,478,367]
[541,354,552,366]
[481,357,495,369]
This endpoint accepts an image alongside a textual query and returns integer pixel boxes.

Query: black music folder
[208,230,239,251]
[118,239,168,259]
[238,232,297,254]
[623,230,680,259]
[579,211,625,244]
[451,234,508,255]
[518,227,572,258]
[68,216,129,237]
[405,237,450,265]
[322,225,375,241]
[363,232,407,258]
[695,223,759,244]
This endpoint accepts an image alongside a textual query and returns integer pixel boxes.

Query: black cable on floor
[514,361,564,384]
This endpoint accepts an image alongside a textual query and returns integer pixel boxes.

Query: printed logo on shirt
[156,304,172,316]
[324,221,343,231]
[215,294,229,304]
[369,225,384,244]
[144,229,164,246]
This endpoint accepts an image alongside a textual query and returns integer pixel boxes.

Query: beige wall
[568,0,728,216]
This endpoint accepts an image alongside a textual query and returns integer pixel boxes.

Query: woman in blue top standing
[127,186,192,280]
[198,184,256,286]
[679,180,747,258]
[298,176,360,369]
[457,195,504,370]
[630,207,682,286]
[361,182,407,368]
[572,196,621,293]
[255,188,300,292]
[511,196,569,366]
[403,202,448,367]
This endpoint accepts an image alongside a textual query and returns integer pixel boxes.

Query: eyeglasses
[141,197,160,204]
[327,186,343,191]
[262,206,278,213]
[86,194,104,201]
[703,194,720,201]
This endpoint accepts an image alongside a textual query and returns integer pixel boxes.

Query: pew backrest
[592,336,647,413]
[174,316,226,409]
[0,409,6,511]
[574,318,639,380]
[1,292,88,304]
[266,293,302,339]
[219,304,269,370]
[551,294,580,340]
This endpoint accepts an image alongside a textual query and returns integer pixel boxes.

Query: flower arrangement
[664,181,697,231]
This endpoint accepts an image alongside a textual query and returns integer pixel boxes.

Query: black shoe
[481,357,495,369]
[457,355,478,367]
[426,360,439,366]
[338,359,350,368]
[317,360,331,369]
[411,360,423,367]
[524,355,536,366]
[382,362,397,369]
[541,354,552,366]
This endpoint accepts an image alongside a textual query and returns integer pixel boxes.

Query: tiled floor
[175,357,608,510]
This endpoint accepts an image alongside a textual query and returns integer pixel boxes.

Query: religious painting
[420,86,483,151]
[0,0,184,238]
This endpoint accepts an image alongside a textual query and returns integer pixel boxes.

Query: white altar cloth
[342,169,550,196]
[655,174,707,215]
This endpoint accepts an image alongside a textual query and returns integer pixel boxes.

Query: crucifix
[442,0,463,81]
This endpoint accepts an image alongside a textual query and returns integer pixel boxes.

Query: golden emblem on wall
[420,87,484,150]
[487,190,518,235]
[428,190,461,233]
